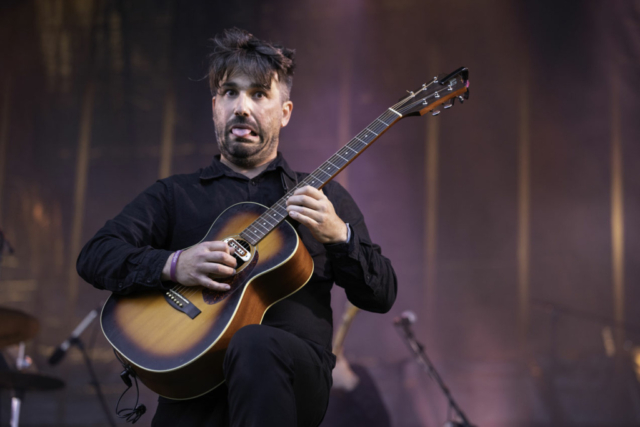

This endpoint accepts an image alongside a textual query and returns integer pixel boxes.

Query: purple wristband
[170,250,183,282]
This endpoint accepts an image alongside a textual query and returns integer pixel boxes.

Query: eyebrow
[220,82,271,91]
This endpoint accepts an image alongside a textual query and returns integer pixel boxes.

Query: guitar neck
[240,108,403,246]
[239,66,470,246]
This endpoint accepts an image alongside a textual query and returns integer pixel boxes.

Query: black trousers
[151,325,335,427]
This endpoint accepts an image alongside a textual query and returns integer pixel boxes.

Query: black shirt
[77,153,397,349]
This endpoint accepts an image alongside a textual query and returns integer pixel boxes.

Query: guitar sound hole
[233,253,245,269]
[232,239,252,270]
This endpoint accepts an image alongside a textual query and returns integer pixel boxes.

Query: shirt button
[146,279,152,283]
[365,275,371,281]
[250,180,256,186]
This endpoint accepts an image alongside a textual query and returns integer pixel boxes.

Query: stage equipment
[332,301,360,357]
[1,341,64,427]
[49,305,116,427]
[0,370,65,391]
[101,67,470,400]
[394,311,476,427]
[0,308,39,349]
[48,306,99,365]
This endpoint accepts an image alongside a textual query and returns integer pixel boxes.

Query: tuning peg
[444,98,455,109]
[457,95,465,103]
[432,110,441,116]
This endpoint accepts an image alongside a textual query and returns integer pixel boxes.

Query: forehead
[220,71,283,93]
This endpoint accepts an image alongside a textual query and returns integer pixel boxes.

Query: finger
[286,194,323,211]
[203,251,237,267]
[288,210,320,229]
[292,185,324,200]
[200,262,236,277]
[286,205,323,222]
[201,241,230,253]
[198,276,231,291]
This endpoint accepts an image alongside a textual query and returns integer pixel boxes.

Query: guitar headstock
[394,67,469,118]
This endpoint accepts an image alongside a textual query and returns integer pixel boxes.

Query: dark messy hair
[208,28,296,101]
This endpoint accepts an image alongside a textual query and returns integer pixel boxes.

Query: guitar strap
[280,170,298,194]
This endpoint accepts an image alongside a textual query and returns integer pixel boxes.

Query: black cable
[113,350,147,424]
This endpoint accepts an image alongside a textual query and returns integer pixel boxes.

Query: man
[77,28,397,427]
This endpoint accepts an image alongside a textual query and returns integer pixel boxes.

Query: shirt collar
[199,152,297,182]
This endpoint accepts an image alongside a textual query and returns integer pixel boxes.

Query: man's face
[212,72,293,168]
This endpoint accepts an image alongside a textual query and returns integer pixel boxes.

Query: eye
[223,89,237,96]
[254,91,266,99]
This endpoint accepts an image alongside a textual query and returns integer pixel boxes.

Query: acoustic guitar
[101,67,470,399]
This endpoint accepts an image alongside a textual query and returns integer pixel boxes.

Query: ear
[281,100,293,128]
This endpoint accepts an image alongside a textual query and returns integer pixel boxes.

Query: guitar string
[171,81,461,296]
[240,84,456,245]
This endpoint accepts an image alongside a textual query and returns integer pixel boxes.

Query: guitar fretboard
[239,109,401,246]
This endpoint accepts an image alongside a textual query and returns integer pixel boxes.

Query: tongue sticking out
[232,128,252,137]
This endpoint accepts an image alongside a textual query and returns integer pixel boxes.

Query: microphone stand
[394,319,476,427]
[52,310,116,427]
[74,336,117,427]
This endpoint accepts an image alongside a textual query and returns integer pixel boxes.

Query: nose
[233,93,250,117]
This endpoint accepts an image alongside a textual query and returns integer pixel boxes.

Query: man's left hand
[286,186,348,244]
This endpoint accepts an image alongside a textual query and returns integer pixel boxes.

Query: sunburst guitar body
[101,202,314,399]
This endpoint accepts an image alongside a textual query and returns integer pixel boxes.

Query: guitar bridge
[163,288,201,319]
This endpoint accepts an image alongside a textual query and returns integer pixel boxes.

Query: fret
[260,215,277,227]
[253,221,270,234]
[270,210,285,220]
[312,170,326,179]
[335,152,348,162]
[326,160,340,169]
[352,137,367,148]
[247,227,262,238]
[305,176,322,188]
[346,140,362,151]
[275,206,289,217]
[338,146,356,158]
[375,117,389,126]
[252,225,267,236]
[330,156,347,167]
[341,145,357,155]
[316,168,332,179]
[365,127,379,136]
[388,107,402,117]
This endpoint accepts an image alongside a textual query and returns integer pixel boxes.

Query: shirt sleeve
[76,180,175,294]
[323,182,397,313]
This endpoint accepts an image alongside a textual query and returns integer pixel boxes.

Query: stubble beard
[214,117,280,169]
[217,131,278,168]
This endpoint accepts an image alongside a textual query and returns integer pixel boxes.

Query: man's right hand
[162,241,237,291]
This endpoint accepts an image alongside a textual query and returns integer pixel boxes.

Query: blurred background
[0,0,639,426]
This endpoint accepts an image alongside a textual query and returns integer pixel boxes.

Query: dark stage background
[1,1,640,426]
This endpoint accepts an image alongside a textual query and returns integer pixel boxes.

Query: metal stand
[394,321,476,427]
[9,343,27,427]
[10,390,23,427]
[72,337,117,427]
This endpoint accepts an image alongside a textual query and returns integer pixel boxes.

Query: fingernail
[223,285,231,291]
